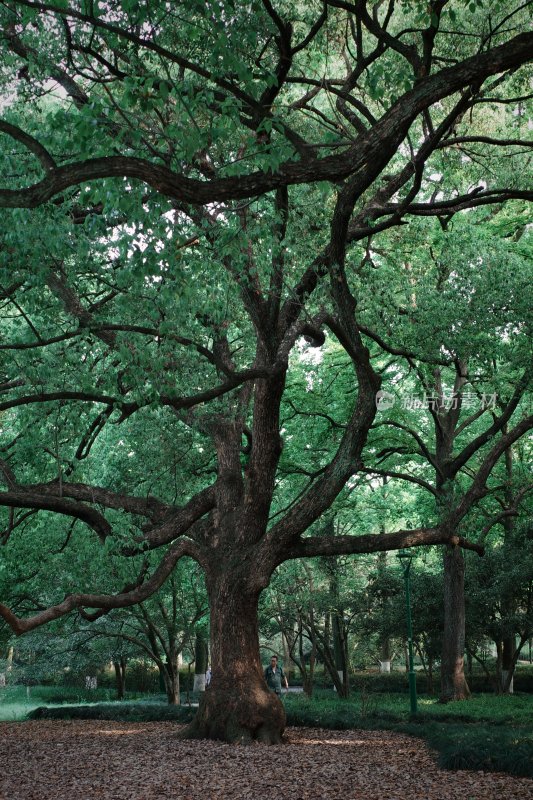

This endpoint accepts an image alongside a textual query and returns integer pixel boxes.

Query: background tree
[85,560,208,704]
[465,523,533,693]
[464,439,533,693]
[357,211,532,700]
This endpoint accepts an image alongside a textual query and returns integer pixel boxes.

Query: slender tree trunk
[164,670,180,705]
[193,629,209,692]
[433,378,472,704]
[0,645,14,686]
[281,630,294,683]
[332,613,349,697]
[379,636,392,672]
[495,639,504,693]
[469,641,499,693]
[502,635,529,693]
[304,573,317,696]
[113,657,126,700]
[313,620,347,697]
[500,447,517,694]
[440,545,470,701]
[377,539,392,673]
[501,636,515,694]
[428,653,434,695]
[183,571,285,743]
[161,659,180,705]
[298,622,315,697]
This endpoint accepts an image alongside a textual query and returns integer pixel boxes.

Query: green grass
[1,685,201,723]
[0,685,52,721]
[0,685,149,721]
[404,720,533,776]
[283,690,533,778]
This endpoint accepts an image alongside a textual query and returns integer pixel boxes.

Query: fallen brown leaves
[1,721,532,800]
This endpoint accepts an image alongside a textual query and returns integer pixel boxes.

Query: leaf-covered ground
[1,721,532,799]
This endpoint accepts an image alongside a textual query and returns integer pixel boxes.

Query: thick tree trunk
[440,545,470,702]
[183,574,285,743]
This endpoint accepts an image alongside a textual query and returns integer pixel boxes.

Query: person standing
[264,655,288,696]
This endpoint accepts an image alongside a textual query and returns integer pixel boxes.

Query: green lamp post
[397,548,418,714]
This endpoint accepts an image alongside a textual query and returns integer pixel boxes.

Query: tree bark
[500,446,517,694]
[160,659,180,705]
[440,545,470,702]
[299,619,316,697]
[427,653,434,695]
[193,629,209,692]
[501,636,515,694]
[379,637,392,672]
[183,572,286,743]
[281,631,294,683]
[331,612,350,698]
[377,550,392,673]
[113,657,126,700]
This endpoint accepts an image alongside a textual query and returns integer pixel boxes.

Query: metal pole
[402,558,418,715]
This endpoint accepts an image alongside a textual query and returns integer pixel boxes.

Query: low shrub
[401,721,533,778]
[294,664,533,695]
[27,702,195,724]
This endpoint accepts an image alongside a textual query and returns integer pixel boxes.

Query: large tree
[0,1,532,742]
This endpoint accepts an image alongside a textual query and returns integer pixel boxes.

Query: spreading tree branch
[0,537,201,635]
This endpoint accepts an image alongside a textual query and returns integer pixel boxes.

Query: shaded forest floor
[2,720,533,800]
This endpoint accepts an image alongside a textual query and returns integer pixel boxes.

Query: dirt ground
[1,720,532,800]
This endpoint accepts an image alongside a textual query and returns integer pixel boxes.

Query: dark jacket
[264,664,286,693]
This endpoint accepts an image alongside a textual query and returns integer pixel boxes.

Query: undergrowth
[27,701,195,723]
[283,691,533,778]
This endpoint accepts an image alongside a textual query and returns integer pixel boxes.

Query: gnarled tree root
[179,686,286,744]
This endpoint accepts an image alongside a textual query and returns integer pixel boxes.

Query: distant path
[1,720,532,799]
